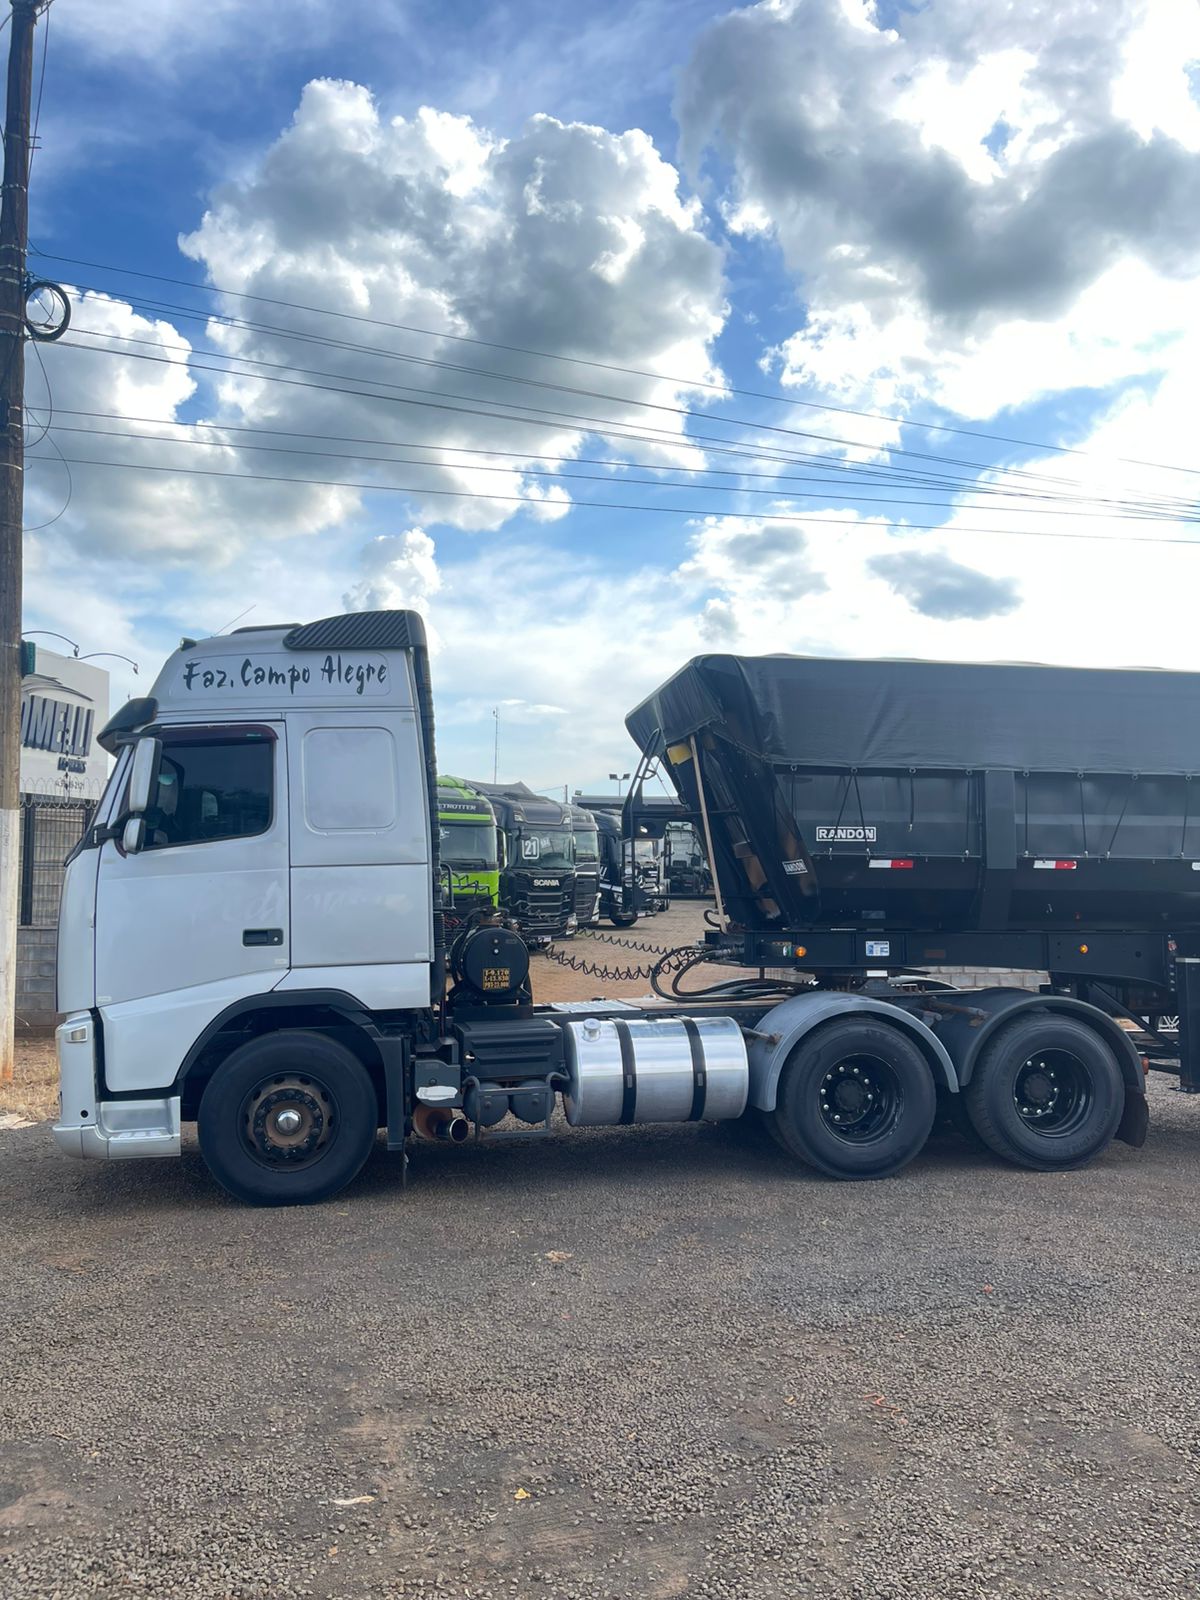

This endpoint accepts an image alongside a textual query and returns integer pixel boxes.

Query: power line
[21,421,70,531]
[51,332,1005,490]
[36,420,1200,524]
[60,319,1097,493]
[25,449,1200,549]
[60,281,1200,506]
[52,330,1199,516]
[66,278,1122,497]
[26,0,49,180]
[41,404,1195,521]
[33,245,1200,480]
[52,402,1191,524]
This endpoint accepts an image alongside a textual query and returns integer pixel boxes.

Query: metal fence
[19,794,95,928]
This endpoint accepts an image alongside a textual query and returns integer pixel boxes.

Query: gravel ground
[0,1033,57,1125]
[2,905,1199,1598]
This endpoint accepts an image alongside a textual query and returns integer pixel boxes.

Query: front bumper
[52,1014,181,1161]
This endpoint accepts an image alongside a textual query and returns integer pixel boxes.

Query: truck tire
[197,1030,380,1206]
[609,909,638,928]
[771,1018,937,1180]
[963,1015,1123,1171]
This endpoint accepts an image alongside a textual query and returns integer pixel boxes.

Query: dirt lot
[2,903,1199,1598]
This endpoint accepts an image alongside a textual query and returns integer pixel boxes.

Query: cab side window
[144,737,273,850]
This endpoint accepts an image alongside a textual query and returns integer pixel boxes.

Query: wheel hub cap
[242,1076,333,1167]
[818,1056,897,1144]
[1013,1052,1091,1134]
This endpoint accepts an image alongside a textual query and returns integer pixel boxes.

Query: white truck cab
[53,611,440,1185]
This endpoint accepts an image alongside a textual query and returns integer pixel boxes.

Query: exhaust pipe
[412,1105,470,1143]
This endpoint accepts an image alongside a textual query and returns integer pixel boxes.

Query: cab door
[283,711,432,1010]
[94,723,288,1093]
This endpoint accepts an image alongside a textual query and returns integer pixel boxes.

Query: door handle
[243,928,284,947]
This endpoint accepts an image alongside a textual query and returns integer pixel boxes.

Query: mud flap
[1117,1086,1149,1148]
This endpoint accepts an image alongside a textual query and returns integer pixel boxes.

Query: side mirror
[123,816,147,854]
[127,736,162,815]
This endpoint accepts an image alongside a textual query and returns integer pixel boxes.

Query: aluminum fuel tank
[562,1014,747,1127]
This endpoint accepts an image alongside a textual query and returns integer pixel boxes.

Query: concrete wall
[929,967,1047,992]
[17,925,58,1029]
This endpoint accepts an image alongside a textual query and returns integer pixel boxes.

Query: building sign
[21,694,94,763]
[19,649,110,799]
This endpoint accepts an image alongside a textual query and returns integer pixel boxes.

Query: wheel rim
[239,1074,336,1170]
[818,1053,903,1145]
[1012,1049,1094,1137]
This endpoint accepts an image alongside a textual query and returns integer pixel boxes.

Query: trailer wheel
[963,1016,1123,1171]
[198,1030,379,1206]
[771,1019,937,1180]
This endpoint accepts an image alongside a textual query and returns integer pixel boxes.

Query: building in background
[18,648,110,1027]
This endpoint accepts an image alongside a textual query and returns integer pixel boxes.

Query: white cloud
[679,0,1200,420]
[53,0,347,71]
[344,528,443,617]
[174,81,726,529]
[28,289,358,561]
[30,80,727,573]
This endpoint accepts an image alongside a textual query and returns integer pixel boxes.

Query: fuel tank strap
[681,1017,708,1120]
[613,1018,638,1124]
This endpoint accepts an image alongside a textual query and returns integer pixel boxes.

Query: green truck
[436,775,499,926]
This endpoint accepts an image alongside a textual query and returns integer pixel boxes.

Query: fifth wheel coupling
[562,1015,747,1126]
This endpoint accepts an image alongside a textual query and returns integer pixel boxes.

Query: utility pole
[492,707,499,784]
[0,1,40,1083]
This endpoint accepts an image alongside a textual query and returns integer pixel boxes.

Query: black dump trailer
[627,653,1200,1100]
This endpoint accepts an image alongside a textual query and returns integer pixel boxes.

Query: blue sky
[18,0,1200,790]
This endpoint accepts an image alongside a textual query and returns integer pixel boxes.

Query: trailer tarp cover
[626,655,1200,775]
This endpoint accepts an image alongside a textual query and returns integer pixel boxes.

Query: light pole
[79,653,139,675]
[609,771,630,797]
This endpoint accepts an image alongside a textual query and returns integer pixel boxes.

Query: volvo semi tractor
[473,781,577,943]
[570,804,601,927]
[436,775,499,927]
[51,616,1200,1206]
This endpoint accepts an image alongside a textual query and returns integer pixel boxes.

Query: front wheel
[963,1015,1124,1171]
[197,1030,380,1206]
[609,909,638,928]
[770,1018,937,1180]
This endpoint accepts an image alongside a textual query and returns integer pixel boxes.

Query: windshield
[574,828,599,865]
[517,828,574,870]
[439,820,497,868]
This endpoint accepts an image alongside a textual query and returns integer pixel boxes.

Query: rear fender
[747,991,957,1113]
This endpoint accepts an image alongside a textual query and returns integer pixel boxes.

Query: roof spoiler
[97,697,158,754]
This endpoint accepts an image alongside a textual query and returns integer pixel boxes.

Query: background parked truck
[436,775,499,927]
[569,804,601,927]
[474,780,577,943]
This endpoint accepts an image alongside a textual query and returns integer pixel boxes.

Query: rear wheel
[771,1019,937,1180]
[963,1015,1123,1171]
[197,1030,379,1206]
